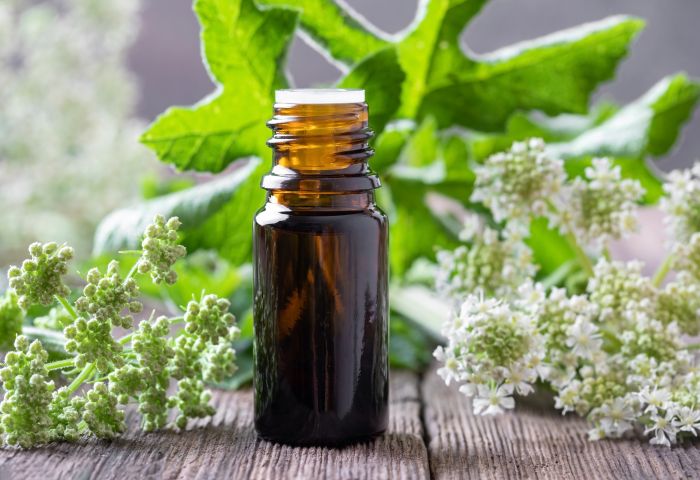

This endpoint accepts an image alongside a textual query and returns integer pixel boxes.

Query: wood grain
[0,371,429,480]
[3,367,699,479]
[421,366,700,480]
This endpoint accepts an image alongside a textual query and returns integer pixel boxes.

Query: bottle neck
[262,102,380,205]
[266,191,374,210]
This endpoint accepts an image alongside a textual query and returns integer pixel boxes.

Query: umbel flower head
[587,259,654,328]
[81,383,125,439]
[0,336,54,448]
[7,242,73,309]
[672,232,700,283]
[137,215,187,285]
[436,220,536,303]
[433,138,700,447]
[661,162,700,241]
[66,260,141,372]
[110,316,173,431]
[471,138,566,225]
[434,293,544,415]
[75,260,142,329]
[184,294,236,344]
[522,284,601,387]
[567,158,644,249]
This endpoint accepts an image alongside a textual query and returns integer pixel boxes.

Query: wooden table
[1,367,698,479]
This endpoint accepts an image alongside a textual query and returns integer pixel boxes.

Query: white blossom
[471,138,566,226]
[673,407,700,436]
[566,158,644,249]
[565,317,603,360]
[433,293,544,414]
[433,138,700,447]
[645,410,679,447]
[660,162,700,241]
[638,387,672,415]
[594,397,636,438]
[435,220,536,303]
[472,384,515,416]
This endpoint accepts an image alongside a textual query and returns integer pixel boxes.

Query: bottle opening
[275,88,365,104]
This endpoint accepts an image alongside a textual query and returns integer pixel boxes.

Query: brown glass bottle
[253,89,388,446]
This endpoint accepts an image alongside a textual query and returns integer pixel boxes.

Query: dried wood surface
[1,366,699,480]
[421,366,700,480]
[0,370,429,480]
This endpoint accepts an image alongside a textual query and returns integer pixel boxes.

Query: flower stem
[124,261,140,282]
[67,363,95,394]
[46,358,75,371]
[652,253,674,287]
[564,230,594,277]
[545,200,594,277]
[118,250,143,255]
[685,342,700,351]
[55,295,78,320]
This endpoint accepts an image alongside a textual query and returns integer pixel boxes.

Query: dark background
[129,0,700,169]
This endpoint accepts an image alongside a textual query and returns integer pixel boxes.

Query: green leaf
[527,217,576,277]
[282,0,643,131]
[390,284,451,341]
[383,118,475,274]
[337,47,406,135]
[140,0,298,172]
[389,315,437,370]
[257,0,388,65]
[468,103,620,161]
[548,74,700,160]
[416,14,644,130]
[371,121,414,174]
[93,158,261,260]
[396,0,488,118]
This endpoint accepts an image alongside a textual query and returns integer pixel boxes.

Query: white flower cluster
[568,158,644,248]
[0,0,152,260]
[472,138,566,225]
[661,163,700,241]
[435,140,700,447]
[435,220,536,304]
[434,292,545,416]
[471,141,644,251]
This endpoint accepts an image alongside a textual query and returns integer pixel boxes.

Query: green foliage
[0,292,23,350]
[0,217,240,447]
[96,0,698,282]
[90,0,699,371]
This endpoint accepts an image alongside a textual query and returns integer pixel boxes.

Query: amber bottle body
[253,99,389,446]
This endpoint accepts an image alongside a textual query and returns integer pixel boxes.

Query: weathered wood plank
[421,365,700,480]
[0,370,428,480]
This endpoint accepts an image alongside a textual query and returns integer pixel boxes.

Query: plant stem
[67,363,95,394]
[545,200,594,277]
[118,250,143,255]
[652,253,674,287]
[124,261,140,282]
[55,295,78,320]
[685,342,700,351]
[46,358,75,371]
[564,230,595,277]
